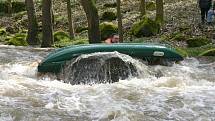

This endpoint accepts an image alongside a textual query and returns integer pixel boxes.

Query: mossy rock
[100,22,118,40]
[199,48,215,56]
[0,28,6,36]
[8,33,28,46]
[75,26,88,33]
[101,11,117,21]
[186,37,211,47]
[72,38,89,45]
[146,1,156,11]
[54,31,70,42]
[131,17,160,37]
[103,2,117,8]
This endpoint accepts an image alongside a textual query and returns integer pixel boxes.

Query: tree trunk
[155,0,164,23]
[25,0,39,45]
[140,0,146,16]
[41,0,54,47]
[117,0,123,42]
[80,0,100,43]
[7,0,12,15]
[66,0,75,39]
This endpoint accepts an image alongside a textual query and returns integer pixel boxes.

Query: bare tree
[80,0,100,43]
[156,0,164,23]
[140,0,146,16]
[66,0,75,39]
[41,0,54,47]
[7,0,12,15]
[117,0,123,42]
[25,0,39,45]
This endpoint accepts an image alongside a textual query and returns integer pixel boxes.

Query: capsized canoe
[38,43,183,73]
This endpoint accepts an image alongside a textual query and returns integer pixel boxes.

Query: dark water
[0,45,214,121]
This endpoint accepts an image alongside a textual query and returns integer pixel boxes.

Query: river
[0,45,214,121]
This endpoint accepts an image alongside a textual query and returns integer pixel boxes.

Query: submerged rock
[59,53,138,85]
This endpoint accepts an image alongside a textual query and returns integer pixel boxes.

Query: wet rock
[60,54,137,85]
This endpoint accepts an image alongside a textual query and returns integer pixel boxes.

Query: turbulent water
[0,45,215,121]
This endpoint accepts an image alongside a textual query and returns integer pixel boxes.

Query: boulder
[100,22,118,40]
[131,17,160,37]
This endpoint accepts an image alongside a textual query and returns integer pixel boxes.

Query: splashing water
[0,45,215,121]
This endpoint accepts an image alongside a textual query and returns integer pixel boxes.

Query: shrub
[101,11,117,21]
[100,22,118,40]
[131,17,160,37]
[186,37,211,47]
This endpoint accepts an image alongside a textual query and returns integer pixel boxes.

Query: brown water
[0,45,214,121]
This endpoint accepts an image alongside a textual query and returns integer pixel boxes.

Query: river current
[0,45,214,121]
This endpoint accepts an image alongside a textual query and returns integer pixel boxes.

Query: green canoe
[38,43,183,73]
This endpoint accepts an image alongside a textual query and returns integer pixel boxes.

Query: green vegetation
[146,1,156,11]
[75,26,88,33]
[199,48,215,56]
[101,11,117,21]
[131,17,160,37]
[8,33,28,46]
[176,44,215,57]
[0,0,214,59]
[53,30,88,47]
[103,2,117,8]
[0,28,6,36]
[186,37,211,47]
[99,22,118,40]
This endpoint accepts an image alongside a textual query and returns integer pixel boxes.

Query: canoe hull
[38,43,183,73]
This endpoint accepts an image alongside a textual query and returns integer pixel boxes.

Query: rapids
[0,45,214,121]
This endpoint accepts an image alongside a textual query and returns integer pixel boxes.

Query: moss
[101,11,117,21]
[103,2,117,8]
[54,37,89,47]
[53,31,71,47]
[53,31,89,47]
[72,38,89,45]
[54,31,70,42]
[199,48,215,56]
[131,17,160,37]
[8,33,28,46]
[146,1,156,11]
[75,26,88,33]
[0,28,6,36]
[186,37,211,47]
[99,22,118,40]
